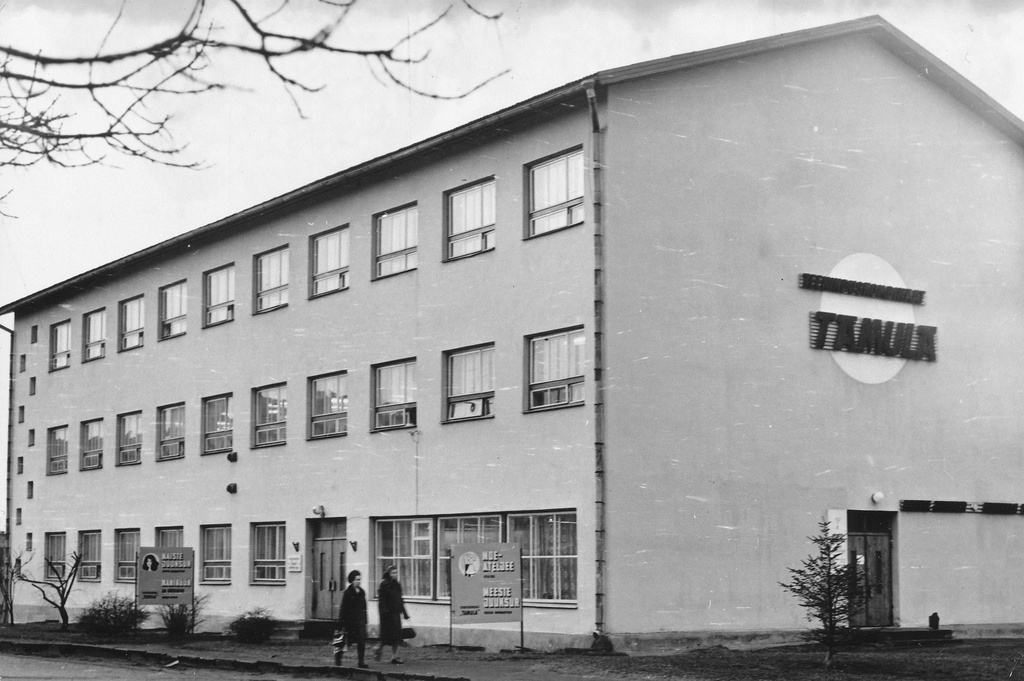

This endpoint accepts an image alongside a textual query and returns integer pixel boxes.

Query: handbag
[331,630,347,650]
[401,627,416,640]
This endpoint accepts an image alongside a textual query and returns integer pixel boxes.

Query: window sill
[81,356,105,364]
[200,580,232,586]
[372,267,417,282]
[250,581,287,587]
[443,246,495,264]
[158,333,186,342]
[370,424,418,434]
[442,414,495,426]
[254,303,288,315]
[48,365,70,374]
[157,456,185,463]
[202,449,233,456]
[525,220,584,240]
[46,471,68,477]
[525,401,586,415]
[118,345,144,354]
[309,286,349,300]
[251,441,287,449]
[308,432,348,441]
[202,319,234,330]
[116,461,142,467]
[80,466,103,472]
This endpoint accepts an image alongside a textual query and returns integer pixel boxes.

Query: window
[255,248,289,312]
[119,296,144,350]
[311,227,350,296]
[17,457,23,474]
[252,523,286,583]
[83,309,106,361]
[30,325,38,343]
[446,345,494,421]
[254,384,287,446]
[447,179,496,259]
[309,373,347,438]
[80,419,103,470]
[203,394,233,454]
[528,149,584,236]
[437,515,501,597]
[117,412,142,465]
[27,481,33,498]
[510,512,577,601]
[374,360,416,430]
[159,281,187,339]
[79,531,101,581]
[25,533,32,552]
[19,354,25,372]
[202,525,232,582]
[28,429,34,447]
[528,328,585,410]
[116,529,140,582]
[15,508,21,525]
[375,205,418,277]
[47,426,68,475]
[205,265,235,326]
[375,519,432,597]
[17,406,24,423]
[158,404,185,460]
[45,532,66,580]
[49,320,70,370]
[157,527,184,547]
[29,377,36,395]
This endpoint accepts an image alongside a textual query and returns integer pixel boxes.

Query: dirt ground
[2,622,1023,680]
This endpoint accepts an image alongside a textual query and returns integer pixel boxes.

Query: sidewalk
[0,630,609,681]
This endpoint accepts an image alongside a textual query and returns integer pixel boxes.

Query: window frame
[254,247,290,314]
[159,280,188,340]
[509,511,578,603]
[44,532,67,581]
[204,264,236,327]
[82,308,106,362]
[80,418,103,471]
[444,344,495,423]
[116,411,143,466]
[156,526,184,548]
[79,530,102,581]
[46,425,68,476]
[375,518,433,598]
[526,327,586,412]
[253,384,287,447]
[202,393,233,455]
[308,372,348,439]
[115,528,140,582]
[372,359,417,431]
[157,403,186,461]
[526,148,585,238]
[251,522,286,584]
[201,524,232,583]
[436,515,502,598]
[309,226,351,298]
[118,296,145,352]
[49,319,71,371]
[444,178,496,261]
[373,203,418,279]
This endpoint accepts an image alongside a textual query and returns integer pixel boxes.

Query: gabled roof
[4,15,1022,315]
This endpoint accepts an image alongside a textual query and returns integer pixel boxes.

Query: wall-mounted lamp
[349,540,358,552]
[292,542,301,552]
[227,452,238,463]
[226,483,237,494]
[871,491,885,504]
[312,505,325,518]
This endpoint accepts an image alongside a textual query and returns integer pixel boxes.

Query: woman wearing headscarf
[374,565,409,664]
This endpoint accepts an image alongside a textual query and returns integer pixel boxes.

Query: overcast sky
[1,0,1023,308]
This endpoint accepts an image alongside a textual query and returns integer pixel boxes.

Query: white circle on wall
[820,253,915,384]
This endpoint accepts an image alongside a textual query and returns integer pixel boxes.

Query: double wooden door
[312,537,346,620]
[848,511,894,627]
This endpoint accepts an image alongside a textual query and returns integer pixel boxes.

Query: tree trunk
[823,647,836,669]
[58,606,69,631]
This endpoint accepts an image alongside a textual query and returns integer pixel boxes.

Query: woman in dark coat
[374,565,409,664]
[336,570,368,668]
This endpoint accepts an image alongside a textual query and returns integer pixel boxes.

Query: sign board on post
[137,547,194,606]
[450,543,522,624]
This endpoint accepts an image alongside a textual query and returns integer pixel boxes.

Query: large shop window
[376,519,433,598]
[373,511,577,603]
[510,512,577,602]
[252,523,286,583]
[202,525,232,583]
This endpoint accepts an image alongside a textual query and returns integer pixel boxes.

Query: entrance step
[298,619,339,640]
[852,627,955,647]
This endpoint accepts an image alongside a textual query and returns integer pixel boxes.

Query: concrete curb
[0,639,470,681]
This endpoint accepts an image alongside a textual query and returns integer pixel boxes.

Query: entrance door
[848,511,894,627]
[312,538,346,620]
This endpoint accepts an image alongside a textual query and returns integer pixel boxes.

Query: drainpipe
[1,322,14,625]
[583,79,610,648]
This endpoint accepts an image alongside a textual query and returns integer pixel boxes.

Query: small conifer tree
[780,518,863,668]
